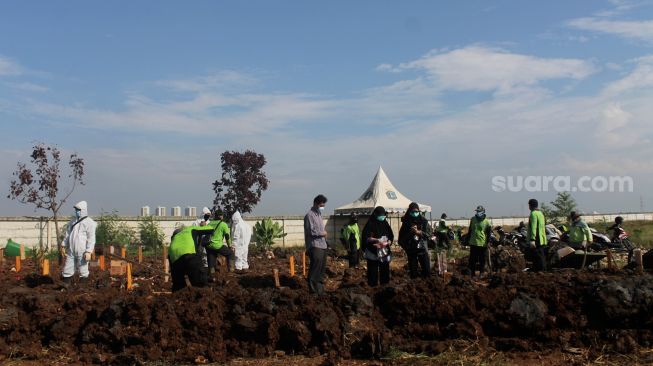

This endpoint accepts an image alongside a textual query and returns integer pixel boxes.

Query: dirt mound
[0,256,652,364]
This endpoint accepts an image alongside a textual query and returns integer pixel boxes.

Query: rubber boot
[79,276,89,285]
[62,276,72,289]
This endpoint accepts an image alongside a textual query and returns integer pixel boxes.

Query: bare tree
[7,143,85,260]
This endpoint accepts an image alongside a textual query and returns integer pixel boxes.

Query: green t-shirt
[569,220,592,244]
[341,223,361,250]
[208,220,231,250]
[437,220,448,233]
[169,225,215,264]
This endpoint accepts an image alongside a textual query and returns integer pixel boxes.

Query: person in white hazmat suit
[61,201,97,284]
[231,211,252,271]
[193,207,212,227]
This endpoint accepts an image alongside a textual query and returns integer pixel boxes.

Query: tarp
[334,166,431,215]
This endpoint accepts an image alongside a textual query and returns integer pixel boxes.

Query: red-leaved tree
[7,143,85,252]
[212,150,269,216]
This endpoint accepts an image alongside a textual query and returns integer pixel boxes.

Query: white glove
[529,241,536,249]
[83,252,92,261]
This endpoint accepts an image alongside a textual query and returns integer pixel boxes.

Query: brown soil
[0,249,652,365]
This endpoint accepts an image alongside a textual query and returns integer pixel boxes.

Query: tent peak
[334,167,431,214]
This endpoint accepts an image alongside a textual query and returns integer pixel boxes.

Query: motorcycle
[545,224,561,243]
[558,225,633,256]
[611,226,634,252]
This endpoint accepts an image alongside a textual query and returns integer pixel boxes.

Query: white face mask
[318,207,325,212]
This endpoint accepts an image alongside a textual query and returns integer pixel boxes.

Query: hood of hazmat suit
[63,200,97,255]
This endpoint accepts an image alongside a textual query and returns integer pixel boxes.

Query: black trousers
[407,248,430,278]
[207,246,233,271]
[308,247,327,295]
[171,254,207,292]
[348,240,360,268]
[531,246,548,271]
[367,260,390,287]
[469,245,487,274]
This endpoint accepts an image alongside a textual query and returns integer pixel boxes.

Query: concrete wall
[2,212,652,249]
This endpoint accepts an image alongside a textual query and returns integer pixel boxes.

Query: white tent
[334,166,431,215]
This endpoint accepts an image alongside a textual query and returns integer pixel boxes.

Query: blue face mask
[75,209,82,219]
[376,215,386,222]
[410,211,420,218]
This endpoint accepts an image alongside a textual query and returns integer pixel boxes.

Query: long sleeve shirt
[528,210,547,246]
[304,207,327,250]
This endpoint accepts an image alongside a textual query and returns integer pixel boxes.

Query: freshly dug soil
[0,250,651,365]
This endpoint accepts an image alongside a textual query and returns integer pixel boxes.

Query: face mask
[203,214,210,221]
[475,212,484,219]
[410,211,420,218]
[376,215,386,222]
[75,209,82,219]
[318,207,325,212]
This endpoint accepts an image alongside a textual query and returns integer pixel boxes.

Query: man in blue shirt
[304,194,328,295]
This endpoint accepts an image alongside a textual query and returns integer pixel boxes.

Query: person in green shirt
[340,214,361,268]
[206,209,233,273]
[435,213,450,249]
[168,225,216,292]
[568,211,593,250]
[527,199,548,271]
[467,205,492,275]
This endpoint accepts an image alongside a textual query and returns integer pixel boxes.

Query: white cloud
[596,103,634,146]
[595,0,640,17]
[4,81,49,92]
[382,45,597,94]
[155,70,258,92]
[602,55,653,95]
[31,88,335,136]
[0,56,23,76]
[375,63,402,73]
[568,17,653,43]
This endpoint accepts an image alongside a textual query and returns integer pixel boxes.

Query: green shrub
[253,218,287,251]
[139,216,165,250]
[96,211,137,248]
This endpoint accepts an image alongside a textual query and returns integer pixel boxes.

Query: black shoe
[79,277,89,284]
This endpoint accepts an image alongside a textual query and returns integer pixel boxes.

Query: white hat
[202,207,211,215]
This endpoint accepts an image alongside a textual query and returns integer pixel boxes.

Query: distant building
[140,206,150,216]
[156,206,166,217]
[185,206,197,217]
[171,206,181,217]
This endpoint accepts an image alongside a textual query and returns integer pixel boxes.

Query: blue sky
[1,0,653,218]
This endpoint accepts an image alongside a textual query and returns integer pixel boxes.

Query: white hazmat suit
[231,211,252,270]
[62,200,97,279]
